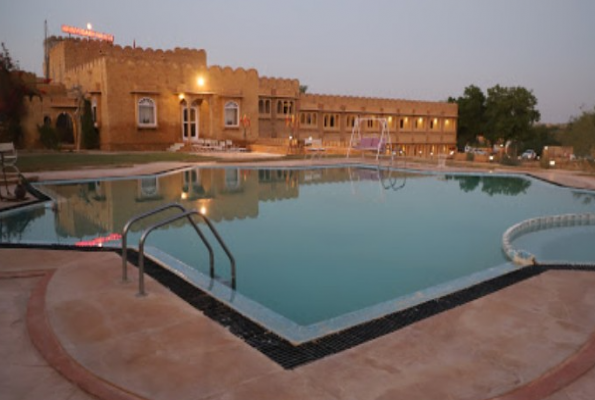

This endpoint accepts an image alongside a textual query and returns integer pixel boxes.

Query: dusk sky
[1,0,594,124]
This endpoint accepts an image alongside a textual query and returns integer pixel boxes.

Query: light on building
[200,205,207,215]
[87,23,93,30]
[489,155,494,161]
[549,160,556,167]
[180,192,188,200]
[178,93,185,101]
[197,77,205,87]
[445,119,450,125]
[388,116,393,123]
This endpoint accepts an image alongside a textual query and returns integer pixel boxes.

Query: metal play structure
[347,117,392,161]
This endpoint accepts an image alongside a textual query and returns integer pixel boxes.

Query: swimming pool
[2,166,595,343]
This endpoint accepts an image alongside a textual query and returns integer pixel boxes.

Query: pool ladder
[121,203,236,296]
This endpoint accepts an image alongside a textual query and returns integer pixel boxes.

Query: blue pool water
[2,166,594,342]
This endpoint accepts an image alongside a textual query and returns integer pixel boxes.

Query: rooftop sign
[61,24,114,43]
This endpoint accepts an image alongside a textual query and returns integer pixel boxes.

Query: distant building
[21,37,457,156]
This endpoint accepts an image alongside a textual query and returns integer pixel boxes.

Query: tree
[299,85,308,94]
[563,107,595,157]
[484,85,540,147]
[520,124,560,156]
[448,85,486,150]
[0,43,37,146]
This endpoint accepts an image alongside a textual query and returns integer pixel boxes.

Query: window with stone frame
[300,112,318,126]
[259,99,271,115]
[138,97,157,127]
[224,101,239,127]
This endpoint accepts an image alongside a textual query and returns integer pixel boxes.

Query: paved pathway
[2,248,595,400]
[0,257,95,400]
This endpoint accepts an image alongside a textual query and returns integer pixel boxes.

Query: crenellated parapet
[259,76,300,97]
[50,37,208,77]
[300,93,457,116]
[208,65,259,80]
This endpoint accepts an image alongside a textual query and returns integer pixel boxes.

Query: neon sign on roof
[61,24,114,43]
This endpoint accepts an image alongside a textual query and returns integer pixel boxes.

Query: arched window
[259,99,271,115]
[224,101,239,127]
[138,97,156,127]
[139,177,159,198]
[323,113,340,129]
[276,100,294,116]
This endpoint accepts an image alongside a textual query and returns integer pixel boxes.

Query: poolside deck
[2,158,595,399]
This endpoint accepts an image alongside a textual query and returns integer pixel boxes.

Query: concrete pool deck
[2,158,595,399]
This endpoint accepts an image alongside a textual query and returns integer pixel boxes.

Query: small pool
[2,166,595,343]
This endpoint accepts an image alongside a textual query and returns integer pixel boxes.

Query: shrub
[466,152,475,162]
[38,124,60,149]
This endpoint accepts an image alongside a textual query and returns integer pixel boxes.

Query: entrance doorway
[56,112,74,144]
[181,100,199,142]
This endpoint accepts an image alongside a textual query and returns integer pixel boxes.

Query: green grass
[17,152,216,172]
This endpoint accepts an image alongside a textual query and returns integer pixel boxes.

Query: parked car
[521,149,537,160]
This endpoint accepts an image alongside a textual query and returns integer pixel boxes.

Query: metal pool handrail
[136,210,236,296]
[121,203,187,282]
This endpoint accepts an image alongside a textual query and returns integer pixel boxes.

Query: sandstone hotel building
[21,37,457,156]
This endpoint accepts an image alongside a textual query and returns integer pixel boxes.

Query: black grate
[2,243,594,369]
[125,249,591,369]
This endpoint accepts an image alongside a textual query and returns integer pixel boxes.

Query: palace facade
[21,37,457,156]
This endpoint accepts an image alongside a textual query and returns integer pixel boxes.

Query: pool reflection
[31,167,532,241]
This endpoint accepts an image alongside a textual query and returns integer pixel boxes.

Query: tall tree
[563,107,595,157]
[483,85,540,147]
[0,43,37,146]
[80,99,99,149]
[448,85,486,150]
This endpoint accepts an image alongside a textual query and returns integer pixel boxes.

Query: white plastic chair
[0,142,19,174]
[0,142,21,198]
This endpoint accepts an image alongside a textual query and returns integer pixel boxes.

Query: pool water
[2,166,594,340]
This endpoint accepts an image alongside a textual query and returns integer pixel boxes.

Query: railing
[121,203,236,296]
[121,203,187,282]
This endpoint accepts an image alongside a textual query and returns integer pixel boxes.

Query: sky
[1,0,594,124]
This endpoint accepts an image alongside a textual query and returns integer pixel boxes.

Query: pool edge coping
[4,249,595,400]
